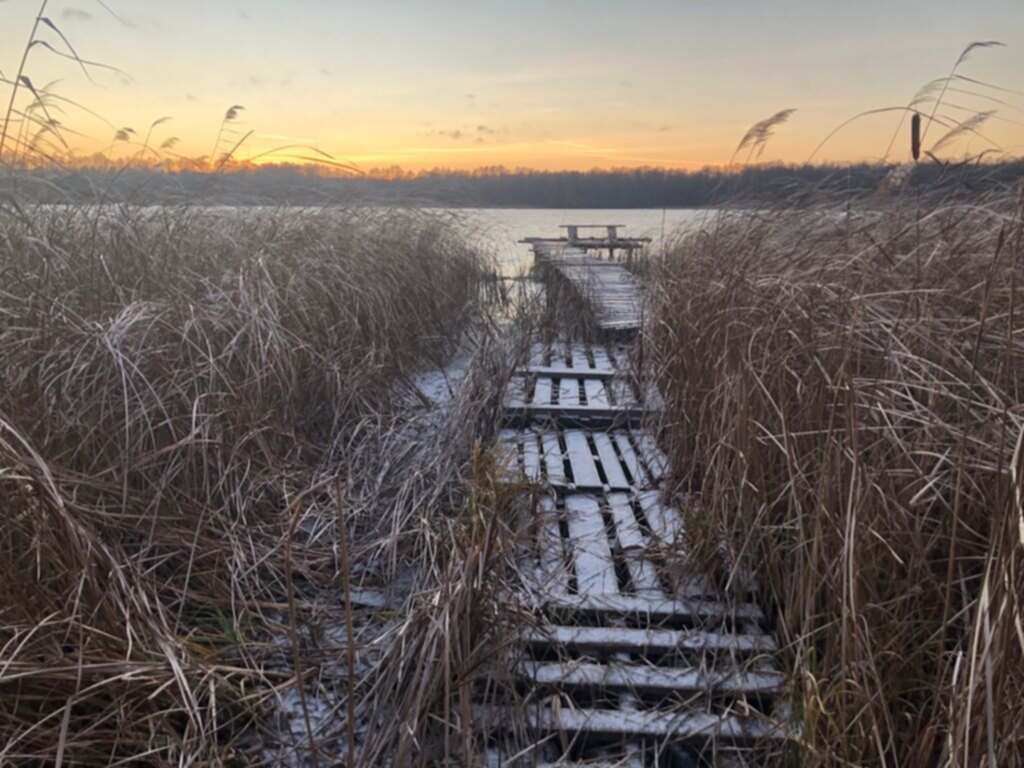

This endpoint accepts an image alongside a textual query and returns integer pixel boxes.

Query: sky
[1,0,1023,171]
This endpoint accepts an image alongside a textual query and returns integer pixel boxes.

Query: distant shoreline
[7,160,1020,207]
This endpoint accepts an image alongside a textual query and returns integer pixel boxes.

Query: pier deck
[532,242,646,331]
[479,233,789,764]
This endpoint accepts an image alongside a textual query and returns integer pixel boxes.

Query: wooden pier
[477,230,789,766]
[522,224,651,333]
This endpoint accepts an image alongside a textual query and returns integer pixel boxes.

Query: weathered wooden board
[606,492,665,595]
[543,593,765,623]
[564,495,617,595]
[518,660,784,695]
[522,625,778,655]
[473,705,785,743]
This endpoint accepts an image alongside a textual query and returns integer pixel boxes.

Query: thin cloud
[61,7,94,21]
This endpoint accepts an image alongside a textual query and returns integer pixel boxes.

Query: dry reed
[647,183,1024,766]
[0,202,503,764]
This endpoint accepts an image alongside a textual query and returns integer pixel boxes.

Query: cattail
[911,112,921,161]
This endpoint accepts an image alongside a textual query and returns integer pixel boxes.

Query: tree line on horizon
[7,159,1022,207]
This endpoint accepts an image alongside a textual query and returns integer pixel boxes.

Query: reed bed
[647,186,1024,766]
[0,202,507,764]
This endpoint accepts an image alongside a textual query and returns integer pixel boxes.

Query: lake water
[436,208,716,276]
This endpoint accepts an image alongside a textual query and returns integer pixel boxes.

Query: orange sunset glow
[1,0,1022,172]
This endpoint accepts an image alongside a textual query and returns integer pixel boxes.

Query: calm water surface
[437,208,716,276]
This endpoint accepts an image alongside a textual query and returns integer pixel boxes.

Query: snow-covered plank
[534,496,570,596]
[634,432,669,479]
[612,432,648,486]
[542,593,765,623]
[591,433,630,489]
[518,661,784,695]
[637,489,685,546]
[583,379,609,407]
[524,366,614,379]
[472,705,785,743]
[564,495,617,595]
[606,492,663,595]
[522,625,777,655]
[522,430,542,482]
[563,430,602,489]
[540,433,565,486]
[514,404,651,425]
[558,377,579,407]
[533,376,553,406]
[590,346,613,371]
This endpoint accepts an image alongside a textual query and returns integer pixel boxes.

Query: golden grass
[0,203,501,764]
[648,187,1024,766]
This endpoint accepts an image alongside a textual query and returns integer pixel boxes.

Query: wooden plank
[518,661,785,695]
[544,356,573,373]
[543,593,765,623]
[522,430,542,482]
[591,433,630,490]
[583,379,609,407]
[612,432,648,486]
[563,431,602,489]
[540,433,565,486]
[509,405,650,426]
[558,377,579,407]
[637,489,685,545]
[606,492,663,595]
[564,495,617,595]
[541,252,645,332]
[535,496,570,596]
[472,705,785,743]
[522,625,778,655]
[523,366,614,379]
[572,344,596,371]
[634,433,669,479]
[590,346,612,370]
[533,376,553,406]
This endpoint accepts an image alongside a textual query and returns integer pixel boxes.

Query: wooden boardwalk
[527,239,647,332]
[479,333,789,765]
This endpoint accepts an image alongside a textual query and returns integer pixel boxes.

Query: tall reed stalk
[648,184,1024,766]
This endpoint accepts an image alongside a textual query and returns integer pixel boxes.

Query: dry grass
[647,184,1024,765]
[0,202,509,764]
